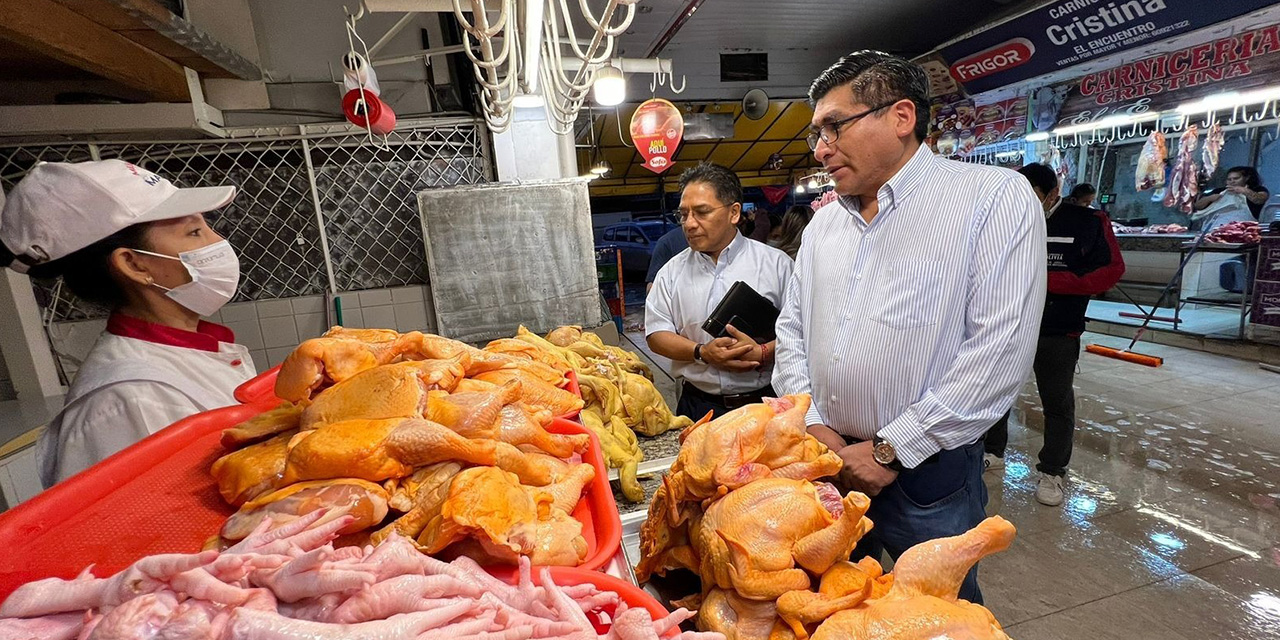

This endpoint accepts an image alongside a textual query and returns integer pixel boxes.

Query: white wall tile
[335,293,361,311]
[8,449,41,503]
[391,286,424,304]
[256,299,295,318]
[221,302,258,324]
[225,320,265,351]
[259,316,300,348]
[422,290,437,332]
[249,349,269,372]
[359,289,394,307]
[339,308,364,329]
[294,313,327,340]
[291,296,327,315]
[266,347,295,368]
[362,305,397,331]
[203,310,222,323]
[393,302,429,333]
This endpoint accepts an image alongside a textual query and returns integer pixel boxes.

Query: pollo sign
[630,98,683,174]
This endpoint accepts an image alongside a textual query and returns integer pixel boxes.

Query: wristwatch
[693,343,705,362]
[872,436,905,472]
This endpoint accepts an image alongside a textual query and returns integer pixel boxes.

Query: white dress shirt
[772,144,1046,467]
[646,232,793,395]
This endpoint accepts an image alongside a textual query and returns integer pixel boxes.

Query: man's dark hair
[1017,163,1059,197]
[679,162,742,207]
[808,50,930,142]
[1069,183,1097,199]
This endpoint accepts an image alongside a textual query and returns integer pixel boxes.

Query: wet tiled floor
[984,332,1280,638]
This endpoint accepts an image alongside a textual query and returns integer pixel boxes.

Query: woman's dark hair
[770,205,813,260]
[1017,163,1059,197]
[27,223,152,309]
[1226,166,1263,191]
[1069,183,1097,199]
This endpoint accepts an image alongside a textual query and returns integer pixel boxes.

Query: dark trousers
[849,439,989,604]
[985,334,1080,477]
[675,382,774,421]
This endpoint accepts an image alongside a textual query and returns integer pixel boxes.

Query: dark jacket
[1042,203,1126,336]
[646,227,689,284]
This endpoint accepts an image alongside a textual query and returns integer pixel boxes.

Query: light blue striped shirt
[772,144,1046,468]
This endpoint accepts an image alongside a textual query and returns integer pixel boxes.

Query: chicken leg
[383,418,555,486]
[792,492,873,575]
[887,516,1015,602]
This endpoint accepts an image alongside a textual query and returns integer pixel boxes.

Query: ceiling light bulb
[807,178,819,190]
[591,160,611,175]
[795,184,806,194]
[1026,131,1050,142]
[593,64,626,106]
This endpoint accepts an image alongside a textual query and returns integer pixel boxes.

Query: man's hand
[724,324,763,362]
[1227,185,1250,195]
[701,337,757,371]
[807,424,847,453]
[835,441,898,497]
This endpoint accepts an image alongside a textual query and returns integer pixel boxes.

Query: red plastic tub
[513,567,673,636]
[0,410,620,602]
[233,366,583,421]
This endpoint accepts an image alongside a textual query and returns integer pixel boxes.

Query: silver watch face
[873,441,896,464]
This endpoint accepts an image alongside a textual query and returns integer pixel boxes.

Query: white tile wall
[0,446,40,509]
[340,307,365,329]
[260,316,300,348]
[362,305,398,331]
[294,313,328,341]
[220,301,258,324]
[391,286,424,304]
[359,289,394,307]
[266,347,295,368]
[394,302,429,332]
[226,320,265,351]
[257,299,295,318]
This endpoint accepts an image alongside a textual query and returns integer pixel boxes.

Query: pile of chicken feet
[0,510,722,640]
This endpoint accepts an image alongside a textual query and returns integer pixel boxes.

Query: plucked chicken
[473,369,585,417]
[211,429,297,506]
[274,327,411,402]
[300,357,468,428]
[220,402,303,449]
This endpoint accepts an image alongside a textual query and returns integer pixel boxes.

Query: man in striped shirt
[773,50,1046,603]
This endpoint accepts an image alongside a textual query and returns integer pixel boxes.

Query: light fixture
[521,0,546,94]
[591,160,612,175]
[513,92,545,109]
[1025,131,1050,142]
[807,178,819,190]
[593,64,626,106]
[1176,86,1280,115]
[1051,112,1157,137]
[795,184,806,194]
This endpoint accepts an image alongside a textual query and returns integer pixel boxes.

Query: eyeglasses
[806,99,904,151]
[677,203,733,223]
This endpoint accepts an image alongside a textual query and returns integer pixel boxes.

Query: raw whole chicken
[1202,122,1224,177]
[1,511,723,640]
[274,327,413,402]
[220,403,303,449]
[1136,131,1167,191]
[219,479,389,540]
[473,369,585,417]
[403,332,568,386]
[807,517,1016,640]
[211,429,297,506]
[483,338,575,374]
[1164,125,1200,213]
[300,357,469,429]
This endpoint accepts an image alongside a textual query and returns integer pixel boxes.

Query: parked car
[595,220,677,274]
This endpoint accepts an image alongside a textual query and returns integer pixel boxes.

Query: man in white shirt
[646,162,794,420]
[773,51,1046,603]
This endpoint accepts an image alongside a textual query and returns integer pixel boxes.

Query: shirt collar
[107,313,235,353]
[695,231,746,267]
[838,143,937,221]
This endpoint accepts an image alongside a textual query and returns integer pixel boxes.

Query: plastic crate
[0,410,619,602]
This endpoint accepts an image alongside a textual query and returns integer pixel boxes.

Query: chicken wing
[211,429,297,506]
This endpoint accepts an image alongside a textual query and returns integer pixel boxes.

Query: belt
[682,381,775,410]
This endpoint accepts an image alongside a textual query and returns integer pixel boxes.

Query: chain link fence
[0,118,492,322]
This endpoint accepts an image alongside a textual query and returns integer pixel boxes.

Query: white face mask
[134,240,240,316]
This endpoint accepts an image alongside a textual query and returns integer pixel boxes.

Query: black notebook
[701,281,780,343]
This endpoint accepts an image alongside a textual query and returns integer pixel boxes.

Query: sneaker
[1035,473,1066,506]
[983,453,1005,472]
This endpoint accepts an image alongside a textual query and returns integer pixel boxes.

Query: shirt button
[230,359,243,367]
[831,395,838,403]
[844,314,852,321]
[855,274,862,280]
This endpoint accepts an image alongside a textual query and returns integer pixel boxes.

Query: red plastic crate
[0,409,620,602]
[234,366,583,421]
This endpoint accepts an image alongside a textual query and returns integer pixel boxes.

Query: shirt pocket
[871,260,946,330]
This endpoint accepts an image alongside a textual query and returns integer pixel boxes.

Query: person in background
[769,205,814,260]
[772,50,1045,604]
[646,162,793,420]
[748,205,773,243]
[645,223,688,294]
[1194,166,1270,219]
[1064,183,1097,208]
[984,163,1124,507]
[0,160,254,488]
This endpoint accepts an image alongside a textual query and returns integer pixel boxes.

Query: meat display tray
[234,367,583,420]
[0,409,620,602]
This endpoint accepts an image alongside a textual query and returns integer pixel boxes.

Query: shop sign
[937,0,1274,94]
[1055,22,1280,125]
[630,99,684,174]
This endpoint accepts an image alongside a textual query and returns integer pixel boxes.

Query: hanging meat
[1135,131,1167,191]
[1202,122,1225,177]
[1163,125,1200,213]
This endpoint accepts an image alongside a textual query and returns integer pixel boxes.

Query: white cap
[0,159,236,273]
